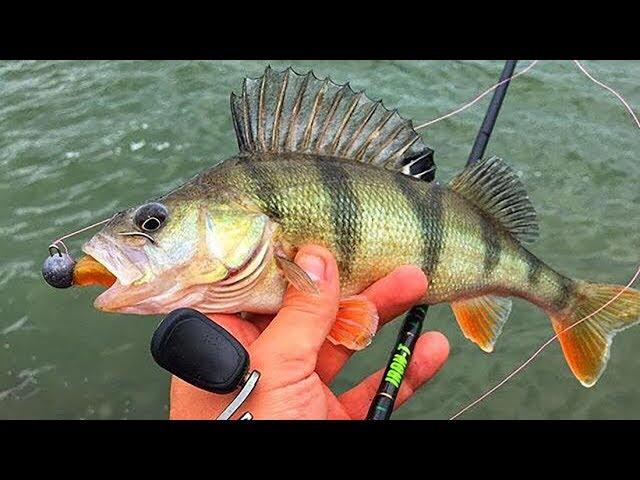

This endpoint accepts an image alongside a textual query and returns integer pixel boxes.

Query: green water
[1,60,638,420]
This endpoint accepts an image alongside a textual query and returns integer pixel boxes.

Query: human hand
[169,244,449,419]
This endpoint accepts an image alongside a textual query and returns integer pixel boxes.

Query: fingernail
[296,253,326,282]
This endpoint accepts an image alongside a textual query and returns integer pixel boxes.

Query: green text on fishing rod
[384,344,411,388]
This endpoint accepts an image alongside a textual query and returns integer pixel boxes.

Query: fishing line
[573,60,640,128]
[449,60,640,420]
[414,60,539,131]
[48,217,112,256]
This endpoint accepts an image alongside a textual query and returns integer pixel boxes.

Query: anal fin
[328,295,379,351]
[451,295,512,353]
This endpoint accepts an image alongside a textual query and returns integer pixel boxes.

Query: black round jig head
[42,217,113,289]
[42,252,76,289]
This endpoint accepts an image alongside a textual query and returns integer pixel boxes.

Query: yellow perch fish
[74,67,638,387]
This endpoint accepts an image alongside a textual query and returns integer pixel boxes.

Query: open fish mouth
[82,233,144,285]
[80,233,149,312]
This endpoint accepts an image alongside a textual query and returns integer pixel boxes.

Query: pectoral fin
[275,254,320,295]
[451,295,512,353]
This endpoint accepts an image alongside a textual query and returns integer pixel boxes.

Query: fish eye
[134,202,168,232]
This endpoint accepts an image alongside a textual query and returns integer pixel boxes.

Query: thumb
[250,245,341,382]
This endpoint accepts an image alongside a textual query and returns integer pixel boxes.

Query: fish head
[81,190,274,314]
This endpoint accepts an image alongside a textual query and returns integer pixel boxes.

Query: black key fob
[150,308,249,394]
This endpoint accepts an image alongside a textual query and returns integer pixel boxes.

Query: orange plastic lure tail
[73,255,116,288]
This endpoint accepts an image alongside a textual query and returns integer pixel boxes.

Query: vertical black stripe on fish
[553,276,576,311]
[480,216,502,276]
[313,160,361,278]
[394,175,444,277]
[239,160,282,220]
[526,253,544,286]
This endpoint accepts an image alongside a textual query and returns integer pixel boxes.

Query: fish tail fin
[550,280,639,387]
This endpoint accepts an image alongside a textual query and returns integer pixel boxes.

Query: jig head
[42,217,112,289]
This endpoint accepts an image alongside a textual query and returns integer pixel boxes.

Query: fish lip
[92,279,127,312]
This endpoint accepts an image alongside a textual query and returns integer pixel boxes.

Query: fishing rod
[366,60,519,420]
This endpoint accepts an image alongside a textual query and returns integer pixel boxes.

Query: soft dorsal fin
[230,66,436,181]
[449,156,539,243]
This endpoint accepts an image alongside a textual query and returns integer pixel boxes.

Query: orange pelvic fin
[328,295,379,351]
[73,255,116,288]
[451,295,512,353]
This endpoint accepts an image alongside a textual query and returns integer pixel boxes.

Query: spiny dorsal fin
[230,66,436,181]
[449,156,539,244]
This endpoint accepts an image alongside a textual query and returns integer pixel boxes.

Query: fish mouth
[81,233,149,312]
